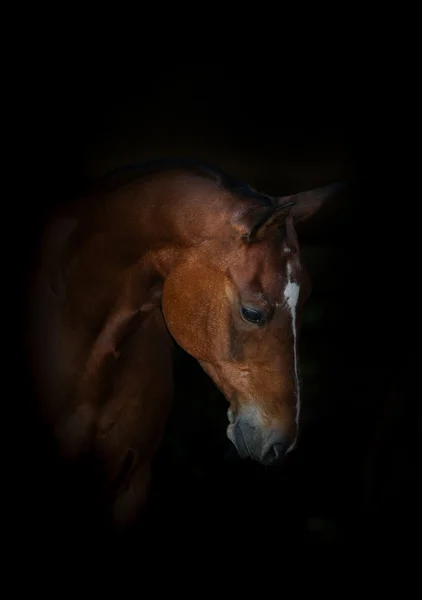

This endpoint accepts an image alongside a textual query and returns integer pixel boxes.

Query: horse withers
[27,159,344,529]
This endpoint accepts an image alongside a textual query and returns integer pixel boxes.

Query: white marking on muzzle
[283,260,300,448]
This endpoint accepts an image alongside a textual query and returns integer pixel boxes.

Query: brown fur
[28,159,344,529]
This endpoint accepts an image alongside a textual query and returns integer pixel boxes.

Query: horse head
[161,181,344,465]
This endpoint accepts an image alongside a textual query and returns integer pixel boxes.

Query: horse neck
[116,173,236,278]
[55,172,241,321]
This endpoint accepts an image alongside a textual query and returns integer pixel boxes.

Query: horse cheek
[161,274,209,360]
[161,266,223,362]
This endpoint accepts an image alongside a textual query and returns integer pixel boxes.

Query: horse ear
[249,201,296,241]
[238,201,296,243]
[277,181,346,223]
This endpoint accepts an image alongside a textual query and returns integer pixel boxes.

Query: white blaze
[283,260,301,442]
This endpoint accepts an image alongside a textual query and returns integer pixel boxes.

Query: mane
[86,157,275,207]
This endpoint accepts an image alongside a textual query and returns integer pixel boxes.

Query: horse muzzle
[227,409,295,466]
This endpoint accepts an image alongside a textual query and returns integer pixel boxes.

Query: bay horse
[27,158,344,530]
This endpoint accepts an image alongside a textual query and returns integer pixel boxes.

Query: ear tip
[326,180,347,193]
[313,180,348,202]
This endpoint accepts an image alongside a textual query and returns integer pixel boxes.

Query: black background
[16,62,420,563]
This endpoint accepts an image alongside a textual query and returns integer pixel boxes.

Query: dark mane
[88,157,275,206]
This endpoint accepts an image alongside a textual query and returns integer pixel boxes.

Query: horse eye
[240,306,265,325]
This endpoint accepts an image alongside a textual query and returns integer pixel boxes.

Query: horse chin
[227,422,235,444]
[226,423,250,460]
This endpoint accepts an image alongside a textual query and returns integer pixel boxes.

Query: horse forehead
[229,247,287,295]
[247,244,286,278]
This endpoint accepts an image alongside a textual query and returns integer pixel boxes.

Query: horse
[27,158,344,530]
